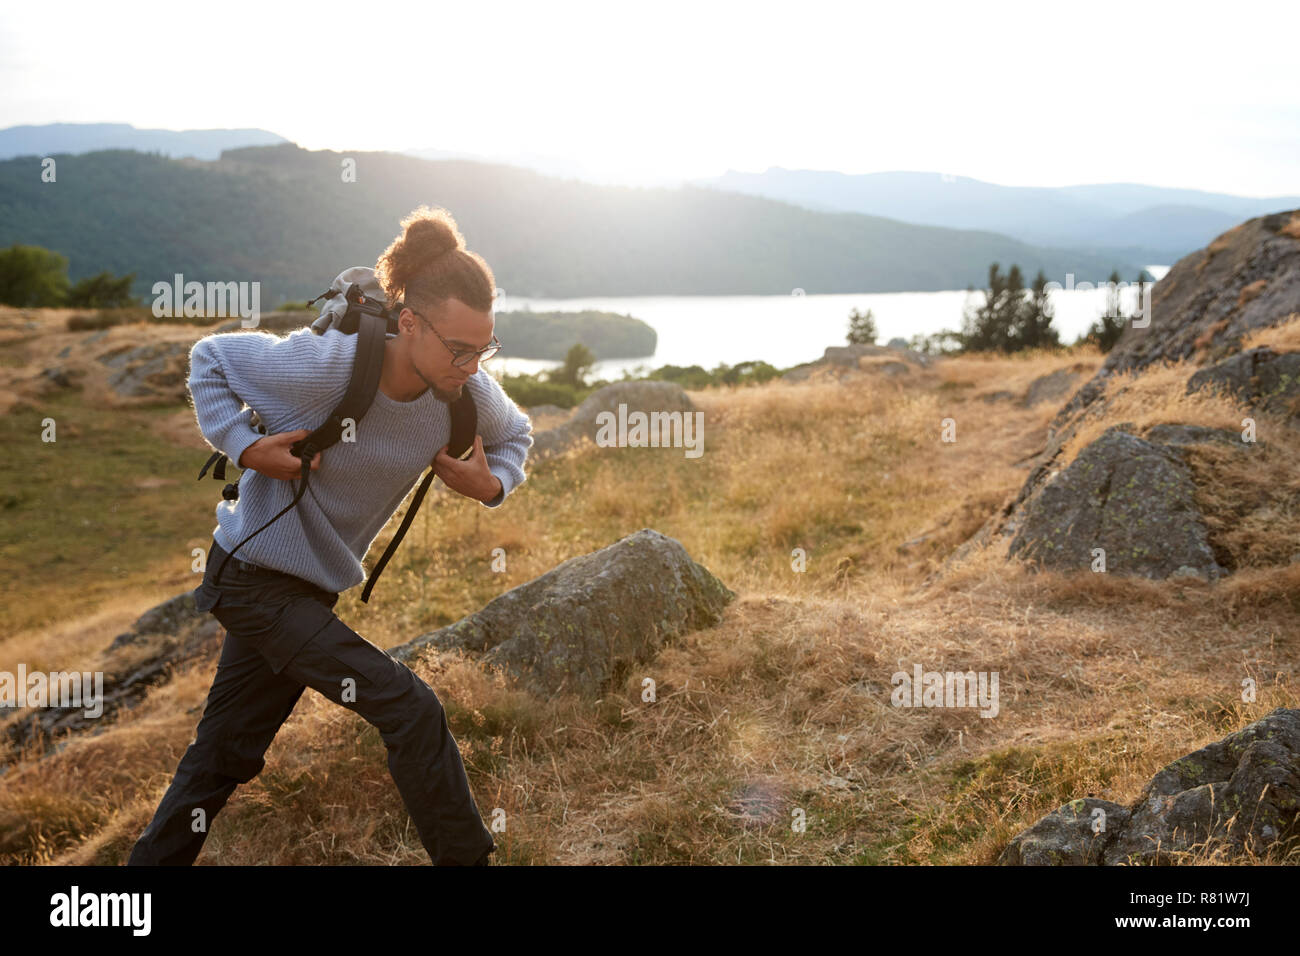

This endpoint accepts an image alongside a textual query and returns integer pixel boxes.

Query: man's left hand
[433,435,503,503]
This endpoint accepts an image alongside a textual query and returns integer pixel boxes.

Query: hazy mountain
[693,168,1300,263]
[0,123,290,161]
[0,144,1141,302]
[400,147,680,186]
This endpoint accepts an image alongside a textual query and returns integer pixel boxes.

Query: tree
[549,342,596,388]
[0,244,71,307]
[1079,268,1126,352]
[847,307,878,345]
[67,270,138,308]
[959,263,1063,353]
[1012,269,1060,351]
[960,263,1022,352]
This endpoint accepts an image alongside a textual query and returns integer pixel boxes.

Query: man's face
[404,298,495,401]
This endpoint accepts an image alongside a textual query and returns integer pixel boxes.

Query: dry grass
[2,334,1298,866]
[1055,357,1283,466]
[1240,311,1300,353]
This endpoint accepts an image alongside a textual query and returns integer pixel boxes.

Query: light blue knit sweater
[188,326,533,593]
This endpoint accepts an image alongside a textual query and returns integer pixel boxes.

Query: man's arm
[187,329,349,467]
[467,371,534,508]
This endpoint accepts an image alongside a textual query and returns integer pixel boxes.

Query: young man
[127,276,532,866]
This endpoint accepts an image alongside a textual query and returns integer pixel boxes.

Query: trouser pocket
[212,589,338,675]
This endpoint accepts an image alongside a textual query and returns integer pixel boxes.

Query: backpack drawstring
[212,449,316,587]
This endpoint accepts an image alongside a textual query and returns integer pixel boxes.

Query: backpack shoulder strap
[289,311,386,461]
[447,385,478,460]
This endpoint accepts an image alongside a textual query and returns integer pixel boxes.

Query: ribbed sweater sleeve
[467,371,534,508]
[188,329,347,468]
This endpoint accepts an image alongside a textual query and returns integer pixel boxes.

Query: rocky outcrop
[783,342,934,382]
[97,341,192,400]
[948,420,1254,580]
[1006,425,1229,581]
[822,343,934,369]
[999,708,1300,865]
[1053,209,1300,428]
[1186,346,1300,415]
[1,590,221,762]
[944,211,1299,582]
[389,528,736,699]
[997,798,1131,865]
[1020,364,1091,407]
[528,381,696,459]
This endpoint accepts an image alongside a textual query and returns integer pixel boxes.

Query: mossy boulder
[999,708,1300,865]
[389,528,735,699]
[1186,346,1300,417]
[1006,426,1225,580]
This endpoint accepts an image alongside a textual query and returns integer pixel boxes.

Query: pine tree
[1081,269,1126,352]
[961,263,1011,352]
[1013,269,1060,351]
[847,307,878,345]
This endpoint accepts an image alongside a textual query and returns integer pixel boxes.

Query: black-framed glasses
[409,309,502,367]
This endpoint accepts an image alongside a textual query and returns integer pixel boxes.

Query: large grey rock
[1006,425,1225,579]
[782,342,934,383]
[529,381,695,460]
[822,342,933,369]
[998,798,1130,865]
[943,390,1259,584]
[389,528,735,699]
[1186,346,1300,416]
[1000,708,1300,865]
[96,341,191,400]
[1141,423,1245,447]
[1020,364,1090,407]
[1105,708,1300,864]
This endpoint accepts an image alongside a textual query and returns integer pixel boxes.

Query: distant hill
[495,310,657,360]
[0,123,289,161]
[693,168,1300,264]
[0,144,1141,302]
[402,147,601,183]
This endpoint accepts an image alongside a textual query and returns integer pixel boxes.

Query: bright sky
[1,0,1296,196]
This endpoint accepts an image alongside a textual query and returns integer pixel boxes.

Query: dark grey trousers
[127,538,495,866]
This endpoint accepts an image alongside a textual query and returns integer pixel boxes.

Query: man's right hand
[237,429,322,480]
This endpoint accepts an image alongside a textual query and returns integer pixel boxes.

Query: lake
[488,266,1172,379]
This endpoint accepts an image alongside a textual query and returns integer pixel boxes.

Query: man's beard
[430,382,463,403]
[414,360,463,404]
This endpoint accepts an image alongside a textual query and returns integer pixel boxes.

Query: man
[127,288,532,866]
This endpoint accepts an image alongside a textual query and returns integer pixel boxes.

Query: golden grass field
[1,310,1298,865]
